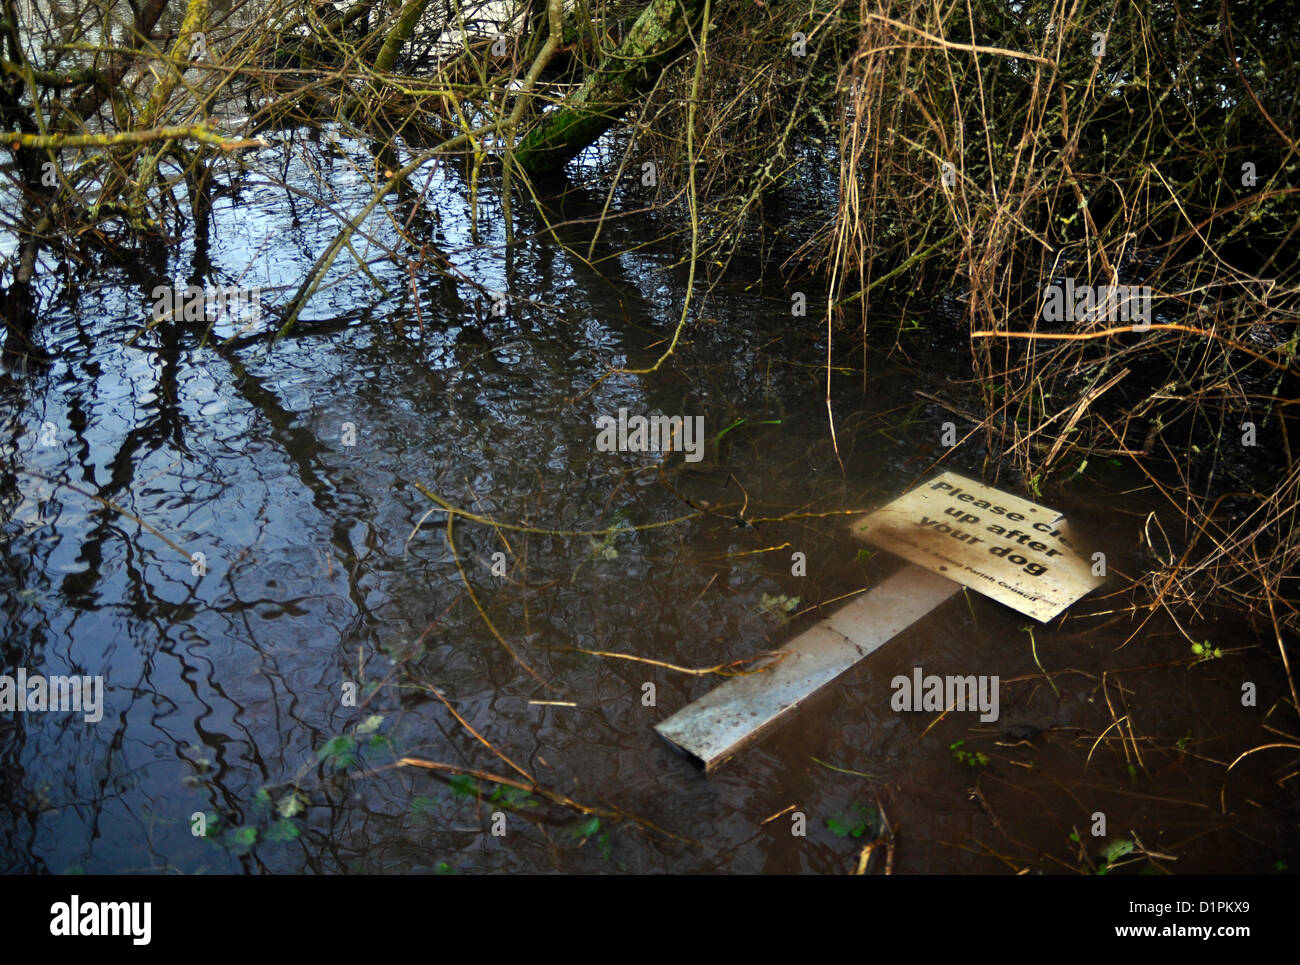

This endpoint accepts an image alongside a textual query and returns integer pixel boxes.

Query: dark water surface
[1,129,1294,874]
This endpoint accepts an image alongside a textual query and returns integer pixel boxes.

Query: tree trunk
[514,0,706,175]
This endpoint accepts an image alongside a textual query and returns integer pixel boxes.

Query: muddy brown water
[1,128,1295,874]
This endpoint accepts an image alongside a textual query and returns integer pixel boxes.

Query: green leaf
[1102,839,1135,863]
[316,735,357,770]
[265,819,301,842]
[826,806,872,838]
[759,592,800,614]
[448,774,478,798]
[355,714,384,735]
[488,785,540,809]
[277,789,308,819]
[570,815,601,840]
[230,826,258,847]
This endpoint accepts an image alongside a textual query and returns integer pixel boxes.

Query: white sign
[851,471,1101,622]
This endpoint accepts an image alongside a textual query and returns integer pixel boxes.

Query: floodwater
[1,125,1295,875]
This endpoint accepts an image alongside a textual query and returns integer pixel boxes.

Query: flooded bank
[1,122,1294,874]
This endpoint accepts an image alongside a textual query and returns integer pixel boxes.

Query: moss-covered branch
[373,0,435,75]
[514,0,708,174]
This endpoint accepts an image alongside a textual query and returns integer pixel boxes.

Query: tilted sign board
[849,471,1102,622]
[656,472,1103,771]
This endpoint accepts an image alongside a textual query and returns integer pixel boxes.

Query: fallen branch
[11,125,267,151]
[970,322,1288,371]
[545,645,787,677]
